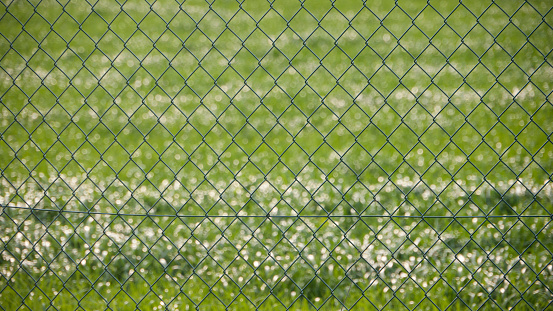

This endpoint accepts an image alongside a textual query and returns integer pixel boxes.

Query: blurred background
[1,0,552,309]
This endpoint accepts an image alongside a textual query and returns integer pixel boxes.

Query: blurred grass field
[1,0,552,309]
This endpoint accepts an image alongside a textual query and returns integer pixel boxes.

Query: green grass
[1,0,552,309]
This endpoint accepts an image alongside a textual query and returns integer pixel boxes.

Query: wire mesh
[1,0,552,310]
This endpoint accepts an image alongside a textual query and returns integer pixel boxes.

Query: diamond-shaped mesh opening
[1,0,552,310]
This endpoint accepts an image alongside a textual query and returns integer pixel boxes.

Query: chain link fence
[1,0,552,310]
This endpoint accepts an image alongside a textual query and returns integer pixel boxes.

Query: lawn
[1,0,552,309]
